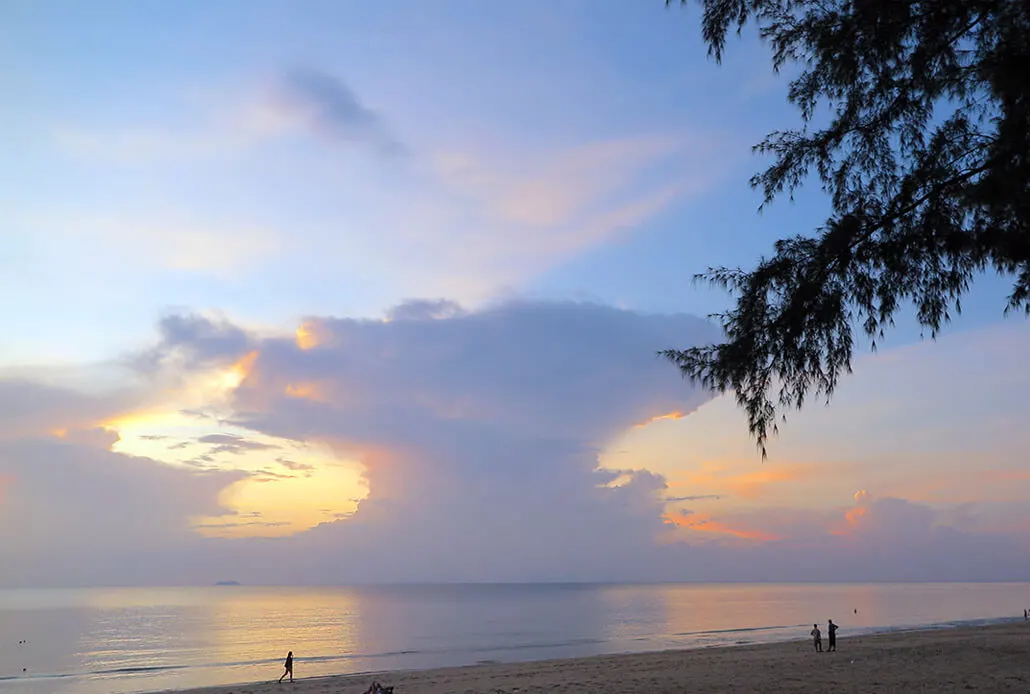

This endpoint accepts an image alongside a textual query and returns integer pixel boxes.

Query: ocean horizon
[1,582,1027,694]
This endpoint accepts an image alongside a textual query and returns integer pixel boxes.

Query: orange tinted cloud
[832,490,871,535]
[663,510,780,542]
[982,469,1030,483]
[884,468,1030,505]
[671,461,812,500]
[222,350,258,389]
[725,468,806,499]
[634,410,688,428]
[102,408,191,433]
[844,506,868,526]
[284,382,324,401]
[295,321,323,350]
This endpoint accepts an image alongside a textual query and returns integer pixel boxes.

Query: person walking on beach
[827,620,838,652]
[810,624,822,652]
[279,651,293,684]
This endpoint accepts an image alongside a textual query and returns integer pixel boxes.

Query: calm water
[0,583,1026,694]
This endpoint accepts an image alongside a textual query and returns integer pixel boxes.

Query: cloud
[276,457,315,473]
[44,71,734,303]
[193,520,290,530]
[180,408,216,420]
[197,433,280,455]
[0,379,136,442]
[3,306,1029,585]
[331,131,745,304]
[226,301,719,444]
[665,509,781,542]
[181,454,217,469]
[269,68,406,156]
[670,461,817,501]
[837,491,939,541]
[53,300,721,583]
[58,427,121,450]
[424,135,727,275]
[251,468,296,482]
[825,492,1030,580]
[54,67,404,164]
[654,492,1030,582]
[137,313,256,373]
[434,137,687,229]
[0,436,243,586]
[385,299,465,322]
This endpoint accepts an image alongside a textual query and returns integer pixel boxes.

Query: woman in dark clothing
[279,651,294,683]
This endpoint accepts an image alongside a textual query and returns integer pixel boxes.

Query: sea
[0,583,1027,694]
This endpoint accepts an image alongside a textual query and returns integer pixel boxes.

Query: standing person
[279,651,294,684]
[827,620,838,652]
[810,624,822,652]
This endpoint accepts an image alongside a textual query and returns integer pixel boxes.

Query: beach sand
[163,621,1029,694]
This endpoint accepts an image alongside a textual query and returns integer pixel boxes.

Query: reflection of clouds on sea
[348,584,613,671]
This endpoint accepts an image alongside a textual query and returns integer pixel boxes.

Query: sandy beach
[162,621,1029,694]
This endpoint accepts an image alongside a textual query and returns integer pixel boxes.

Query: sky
[1,0,1028,586]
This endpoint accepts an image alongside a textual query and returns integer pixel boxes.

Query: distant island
[214,580,241,586]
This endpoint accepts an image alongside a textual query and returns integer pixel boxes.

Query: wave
[673,623,804,637]
[94,665,191,675]
[468,637,607,653]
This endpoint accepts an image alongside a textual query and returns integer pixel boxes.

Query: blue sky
[1,0,1028,585]
[5,0,1014,364]
[2,0,801,360]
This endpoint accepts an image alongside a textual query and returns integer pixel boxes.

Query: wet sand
[162,621,1029,694]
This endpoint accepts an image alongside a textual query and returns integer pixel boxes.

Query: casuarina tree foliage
[662,0,1030,456]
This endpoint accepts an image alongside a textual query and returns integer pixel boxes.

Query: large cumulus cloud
[2,301,1029,586]
[0,301,721,585]
[178,300,721,582]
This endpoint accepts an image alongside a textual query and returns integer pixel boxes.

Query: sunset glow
[221,351,258,390]
[194,465,366,538]
[295,322,322,351]
[663,510,781,542]
[284,382,324,400]
[634,411,688,428]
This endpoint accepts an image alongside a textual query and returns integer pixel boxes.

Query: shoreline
[157,620,1030,694]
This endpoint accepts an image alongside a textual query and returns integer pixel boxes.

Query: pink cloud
[664,509,782,542]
